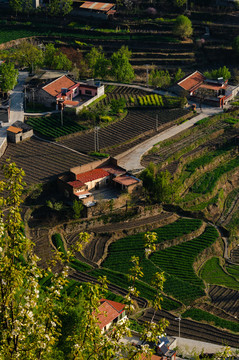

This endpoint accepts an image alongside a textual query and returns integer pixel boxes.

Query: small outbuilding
[7,121,33,143]
[96,299,126,333]
[77,1,116,19]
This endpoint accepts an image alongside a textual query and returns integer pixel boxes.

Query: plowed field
[140,308,239,348]
[60,108,189,154]
[209,285,239,318]
[0,137,94,184]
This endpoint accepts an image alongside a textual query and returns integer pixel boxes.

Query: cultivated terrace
[0,0,239,358]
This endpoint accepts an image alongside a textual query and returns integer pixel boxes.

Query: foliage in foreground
[0,161,168,359]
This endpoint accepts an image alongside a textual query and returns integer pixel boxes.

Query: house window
[85,90,92,95]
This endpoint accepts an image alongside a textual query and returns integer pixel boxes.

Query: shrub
[72,199,84,219]
[100,115,112,123]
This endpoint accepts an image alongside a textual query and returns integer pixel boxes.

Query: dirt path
[116,106,223,171]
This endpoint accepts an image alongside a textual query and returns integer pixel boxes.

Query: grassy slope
[200,257,239,290]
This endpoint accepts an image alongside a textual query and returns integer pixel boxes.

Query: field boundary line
[33,134,90,157]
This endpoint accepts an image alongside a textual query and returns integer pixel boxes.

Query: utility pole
[61,103,64,127]
[24,85,27,110]
[156,114,159,131]
[145,64,149,87]
[175,316,181,340]
[94,126,100,152]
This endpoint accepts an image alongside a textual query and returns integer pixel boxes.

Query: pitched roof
[76,168,110,183]
[7,126,22,134]
[178,71,205,91]
[42,75,77,98]
[100,299,125,313]
[67,180,85,188]
[80,1,115,12]
[113,175,140,186]
[97,299,125,330]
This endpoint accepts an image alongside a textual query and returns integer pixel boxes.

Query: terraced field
[60,108,189,155]
[140,308,239,348]
[0,137,94,184]
[209,285,239,318]
[101,220,218,304]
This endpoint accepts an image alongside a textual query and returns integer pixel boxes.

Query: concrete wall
[0,137,7,158]
[70,158,110,178]
[76,85,105,114]
[7,129,33,143]
[85,175,110,190]
[37,89,55,107]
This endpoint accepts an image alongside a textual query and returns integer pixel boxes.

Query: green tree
[0,63,18,95]
[61,0,73,16]
[9,0,23,15]
[174,15,193,39]
[0,161,168,359]
[174,0,186,7]
[232,35,239,55]
[72,199,84,219]
[174,68,185,83]
[149,69,171,88]
[12,41,44,73]
[141,164,178,203]
[86,46,110,78]
[111,46,134,83]
[204,66,231,80]
[44,44,72,71]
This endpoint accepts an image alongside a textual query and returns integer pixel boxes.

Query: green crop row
[137,94,164,107]
[90,268,180,311]
[182,308,239,333]
[191,156,239,194]
[186,142,234,173]
[26,115,85,138]
[150,226,218,288]
[200,257,239,290]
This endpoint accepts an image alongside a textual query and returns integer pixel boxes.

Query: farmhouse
[172,70,239,107]
[58,157,141,204]
[96,298,126,332]
[37,75,104,110]
[75,1,116,19]
[7,121,33,143]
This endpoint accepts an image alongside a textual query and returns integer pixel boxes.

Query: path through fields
[116,105,223,171]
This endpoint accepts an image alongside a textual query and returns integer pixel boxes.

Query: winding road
[116,105,223,171]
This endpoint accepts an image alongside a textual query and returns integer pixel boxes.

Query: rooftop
[113,175,140,186]
[7,126,22,134]
[178,71,205,91]
[97,299,125,330]
[67,180,85,188]
[80,1,115,12]
[76,168,110,183]
[42,75,77,98]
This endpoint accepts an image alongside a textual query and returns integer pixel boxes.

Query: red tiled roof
[178,71,205,91]
[76,168,110,183]
[63,100,79,106]
[7,126,22,134]
[100,299,125,313]
[97,299,125,330]
[140,355,163,360]
[199,83,225,91]
[43,75,77,98]
[68,180,85,188]
[100,165,126,176]
[113,175,140,186]
[80,1,115,12]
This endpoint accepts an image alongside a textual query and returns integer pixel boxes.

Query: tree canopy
[0,62,18,94]
[110,46,135,83]
[173,15,193,39]
[232,35,239,55]
[204,66,231,80]
[0,161,167,359]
